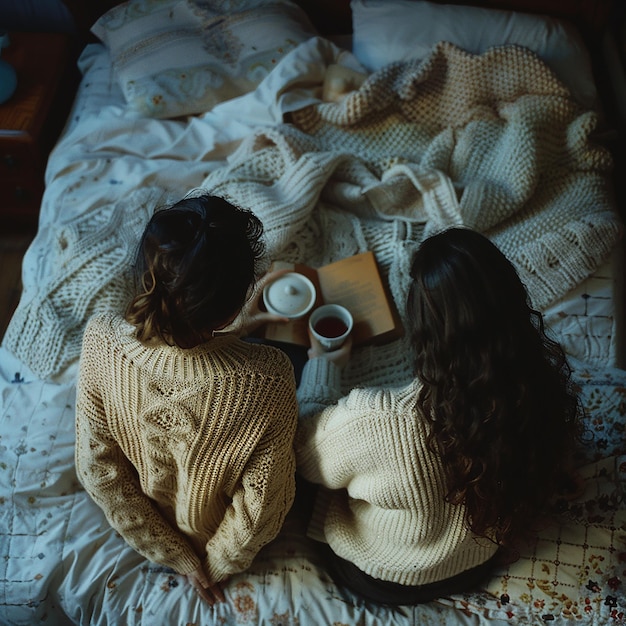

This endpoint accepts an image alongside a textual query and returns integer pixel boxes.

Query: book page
[317,251,401,345]
[261,252,402,347]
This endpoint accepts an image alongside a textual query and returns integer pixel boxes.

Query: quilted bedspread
[2,346,625,625]
[1,37,625,625]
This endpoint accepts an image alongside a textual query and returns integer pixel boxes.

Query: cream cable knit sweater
[296,358,498,586]
[75,313,298,582]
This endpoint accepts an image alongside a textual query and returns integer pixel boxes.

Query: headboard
[63,0,615,41]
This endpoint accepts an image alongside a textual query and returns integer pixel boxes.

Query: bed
[1,0,625,624]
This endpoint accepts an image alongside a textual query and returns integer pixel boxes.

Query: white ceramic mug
[308,304,353,351]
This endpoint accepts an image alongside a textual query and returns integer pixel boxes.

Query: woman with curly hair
[76,194,298,605]
[295,227,582,605]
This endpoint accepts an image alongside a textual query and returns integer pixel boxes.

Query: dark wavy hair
[407,227,581,546]
[125,194,264,348]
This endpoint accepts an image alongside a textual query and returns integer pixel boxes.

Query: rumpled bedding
[1,36,625,625]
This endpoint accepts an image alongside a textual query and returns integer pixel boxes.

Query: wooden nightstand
[0,32,77,227]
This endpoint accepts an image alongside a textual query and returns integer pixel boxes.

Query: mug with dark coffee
[308,304,353,351]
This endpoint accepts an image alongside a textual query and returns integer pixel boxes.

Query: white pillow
[351,0,598,109]
[92,0,318,118]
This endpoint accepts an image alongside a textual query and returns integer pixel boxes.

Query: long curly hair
[407,228,582,546]
[125,193,264,348]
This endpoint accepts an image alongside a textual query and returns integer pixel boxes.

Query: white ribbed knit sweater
[296,358,498,586]
[75,313,298,582]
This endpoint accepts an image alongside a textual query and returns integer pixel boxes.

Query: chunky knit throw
[75,313,298,581]
[205,42,620,312]
[4,42,622,382]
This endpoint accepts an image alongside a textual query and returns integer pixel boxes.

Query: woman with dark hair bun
[125,194,271,348]
[76,193,298,605]
[295,227,582,606]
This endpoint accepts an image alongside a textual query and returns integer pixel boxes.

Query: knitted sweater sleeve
[295,380,399,491]
[204,368,298,582]
[296,357,344,419]
[296,357,371,488]
[75,320,201,575]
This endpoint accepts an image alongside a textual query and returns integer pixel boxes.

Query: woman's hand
[185,565,228,606]
[307,332,353,369]
[223,269,291,337]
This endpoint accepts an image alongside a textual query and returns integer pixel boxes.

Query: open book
[261,251,403,347]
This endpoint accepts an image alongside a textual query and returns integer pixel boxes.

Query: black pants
[317,541,496,606]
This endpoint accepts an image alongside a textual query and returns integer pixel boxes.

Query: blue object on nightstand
[0,57,17,104]
[0,30,16,104]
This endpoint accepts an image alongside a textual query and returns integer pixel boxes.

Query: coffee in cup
[308,304,353,351]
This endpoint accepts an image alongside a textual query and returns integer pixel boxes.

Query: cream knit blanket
[205,42,621,308]
[4,42,622,382]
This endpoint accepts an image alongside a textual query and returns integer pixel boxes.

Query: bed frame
[1,3,624,624]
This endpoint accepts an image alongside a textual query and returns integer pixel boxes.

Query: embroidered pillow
[91,0,318,118]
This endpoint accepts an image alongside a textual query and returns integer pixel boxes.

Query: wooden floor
[0,227,35,343]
